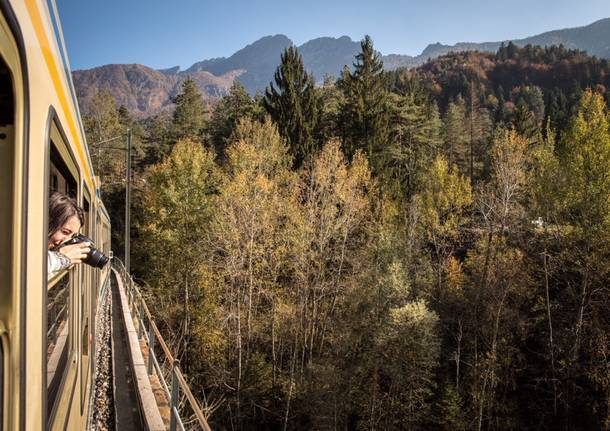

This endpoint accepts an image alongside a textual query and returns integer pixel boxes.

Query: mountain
[299,36,361,80]
[73,64,241,118]
[187,34,293,94]
[73,18,610,118]
[418,18,610,62]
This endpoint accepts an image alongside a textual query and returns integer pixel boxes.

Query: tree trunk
[456,319,462,393]
[572,266,589,362]
[543,250,558,415]
[284,334,299,431]
[236,282,242,427]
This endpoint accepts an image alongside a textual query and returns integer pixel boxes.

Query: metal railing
[112,258,212,431]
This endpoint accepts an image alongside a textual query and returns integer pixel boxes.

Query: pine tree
[443,95,469,172]
[141,114,171,165]
[338,35,390,171]
[171,77,207,143]
[435,383,466,431]
[315,74,342,144]
[386,89,442,196]
[116,105,146,170]
[513,102,539,140]
[263,46,319,167]
[209,81,259,160]
[467,82,492,184]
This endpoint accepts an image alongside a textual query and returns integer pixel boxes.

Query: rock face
[74,18,610,118]
[186,34,293,95]
[73,64,242,118]
[299,36,362,82]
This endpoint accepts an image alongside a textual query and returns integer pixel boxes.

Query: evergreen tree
[443,95,469,172]
[513,102,539,140]
[209,81,259,160]
[116,104,146,171]
[263,46,319,167]
[547,87,569,133]
[315,74,342,144]
[513,85,545,124]
[171,77,207,143]
[141,114,171,165]
[386,89,442,196]
[338,35,390,171]
[435,383,467,431]
[467,82,492,184]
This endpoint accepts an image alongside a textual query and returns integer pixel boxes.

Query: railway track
[89,275,114,430]
[89,270,145,431]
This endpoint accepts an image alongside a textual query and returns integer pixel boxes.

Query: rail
[112,258,212,431]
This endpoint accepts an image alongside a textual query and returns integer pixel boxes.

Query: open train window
[46,123,79,422]
[0,52,13,125]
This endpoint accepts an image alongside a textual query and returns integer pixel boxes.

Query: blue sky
[56,0,610,71]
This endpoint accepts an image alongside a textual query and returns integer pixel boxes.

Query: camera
[59,234,110,269]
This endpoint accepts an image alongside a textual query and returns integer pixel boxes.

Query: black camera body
[59,234,110,269]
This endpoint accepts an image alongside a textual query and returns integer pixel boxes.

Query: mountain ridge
[72,18,610,117]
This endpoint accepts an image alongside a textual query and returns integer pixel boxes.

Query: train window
[46,125,79,421]
[0,53,13,125]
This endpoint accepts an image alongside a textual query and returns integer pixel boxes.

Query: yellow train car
[0,0,112,429]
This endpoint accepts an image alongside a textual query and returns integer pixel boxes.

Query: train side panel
[1,0,111,429]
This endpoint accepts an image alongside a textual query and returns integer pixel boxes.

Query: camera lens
[83,247,110,269]
[59,234,109,269]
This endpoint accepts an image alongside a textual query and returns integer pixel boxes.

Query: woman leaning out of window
[47,192,91,281]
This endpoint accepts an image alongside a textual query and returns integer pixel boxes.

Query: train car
[0,0,112,429]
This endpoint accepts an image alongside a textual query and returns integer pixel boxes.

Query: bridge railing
[113,258,212,431]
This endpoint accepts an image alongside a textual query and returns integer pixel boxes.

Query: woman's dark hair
[48,191,84,237]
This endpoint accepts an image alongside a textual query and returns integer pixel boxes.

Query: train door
[0,4,26,430]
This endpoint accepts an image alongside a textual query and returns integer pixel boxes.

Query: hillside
[73,64,242,117]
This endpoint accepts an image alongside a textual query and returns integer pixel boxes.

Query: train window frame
[45,114,80,425]
[0,333,3,431]
[0,44,14,431]
[79,188,91,412]
[0,321,7,431]
[0,2,28,429]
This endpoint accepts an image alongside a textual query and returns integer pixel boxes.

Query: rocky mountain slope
[73,64,242,117]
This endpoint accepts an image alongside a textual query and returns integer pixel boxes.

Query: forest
[83,39,610,430]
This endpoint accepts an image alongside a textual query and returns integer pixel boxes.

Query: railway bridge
[91,259,213,431]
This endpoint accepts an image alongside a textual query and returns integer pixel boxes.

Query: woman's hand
[59,242,91,264]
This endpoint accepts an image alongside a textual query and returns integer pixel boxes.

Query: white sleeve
[47,250,71,281]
